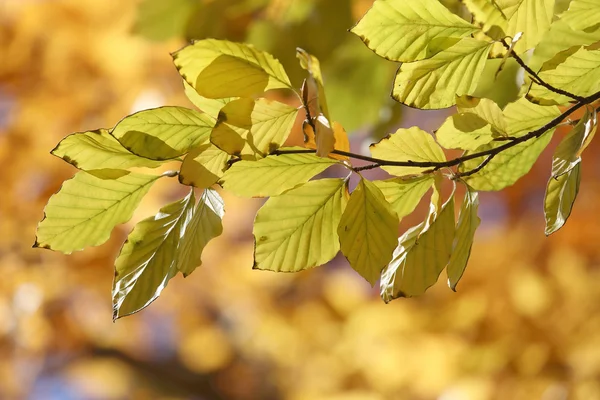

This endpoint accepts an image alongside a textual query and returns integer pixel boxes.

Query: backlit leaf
[381,191,455,301]
[183,81,235,120]
[528,48,600,105]
[51,129,163,170]
[210,98,298,157]
[111,106,214,160]
[350,0,479,62]
[338,178,399,285]
[113,190,195,319]
[303,119,350,161]
[35,170,161,253]
[447,190,480,291]
[179,144,230,189]
[503,98,561,136]
[373,176,433,219]
[176,189,224,277]
[544,162,581,235]
[436,113,496,150]
[496,0,554,53]
[220,150,337,197]
[559,0,600,31]
[172,39,293,98]
[297,48,330,120]
[392,38,493,109]
[551,108,596,177]
[370,127,446,176]
[463,0,508,33]
[253,178,348,272]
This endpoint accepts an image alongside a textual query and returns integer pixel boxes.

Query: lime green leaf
[559,0,600,31]
[370,127,446,176]
[338,179,399,285]
[436,113,496,150]
[113,190,195,319]
[544,162,581,235]
[373,175,433,218]
[392,39,493,109]
[35,170,161,254]
[179,144,230,189]
[111,106,214,160]
[447,190,480,291]
[380,192,455,301]
[253,178,348,272]
[220,150,337,197]
[495,0,554,53]
[463,0,508,33]
[528,48,600,105]
[297,48,330,120]
[172,39,292,99]
[314,114,336,158]
[552,108,597,177]
[176,189,224,277]
[457,96,508,134]
[134,0,196,41]
[183,81,235,120]
[51,129,163,170]
[350,0,479,62]
[503,98,561,136]
[461,131,553,190]
[210,98,298,157]
[529,19,600,71]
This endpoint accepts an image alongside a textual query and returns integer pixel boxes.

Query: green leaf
[172,39,293,99]
[350,0,479,62]
[111,106,214,160]
[380,192,456,301]
[495,0,554,53]
[461,132,553,190]
[559,0,600,31]
[220,150,337,197]
[392,38,493,109]
[528,48,600,105]
[113,190,195,319]
[179,143,230,189]
[183,81,235,120]
[503,98,561,136]
[51,129,163,170]
[338,179,399,285]
[544,162,581,235]
[210,98,298,157]
[529,19,600,71]
[370,127,446,176]
[176,189,224,277]
[447,190,480,291]
[551,108,596,177]
[463,0,508,33]
[35,170,161,253]
[457,96,508,134]
[373,176,433,219]
[253,178,348,272]
[134,0,196,41]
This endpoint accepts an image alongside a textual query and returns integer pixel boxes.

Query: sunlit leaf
[179,144,230,189]
[559,0,600,31]
[528,48,600,105]
[210,98,298,157]
[496,0,554,53]
[297,48,329,120]
[503,97,561,135]
[350,0,479,62]
[436,114,496,150]
[35,170,161,253]
[373,175,433,218]
[172,39,293,98]
[463,0,508,33]
[220,150,337,197]
[303,119,350,160]
[544,162,581,235]
[457,96,507,134]
[113,190,195,319]
[338,178,399,285]
[253,178,348,272]
[551,108,597,177]
[176,189,224,277]
[111,106,214,160]
[183,81,235,120]
[392,38,493,109]
[51,129,163,170]
[447,190,480,291]
[381,191,455,301]
[370,127,446,176]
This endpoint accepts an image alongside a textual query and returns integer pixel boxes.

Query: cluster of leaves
[36,0,600,319]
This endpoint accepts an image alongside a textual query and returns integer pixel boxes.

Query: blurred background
[2,0,600,399]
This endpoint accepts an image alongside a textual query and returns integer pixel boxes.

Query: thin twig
[500,39,585,103]
[453,154,496,179]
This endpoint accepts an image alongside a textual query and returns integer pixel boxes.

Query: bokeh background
[2,0,600,399]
